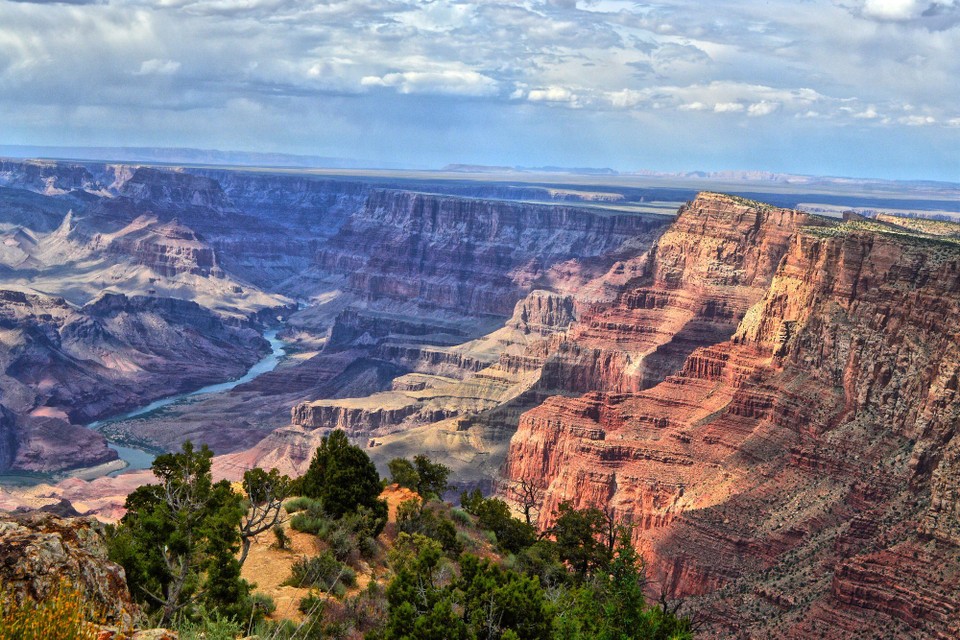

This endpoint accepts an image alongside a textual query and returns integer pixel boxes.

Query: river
[87,329,288,475]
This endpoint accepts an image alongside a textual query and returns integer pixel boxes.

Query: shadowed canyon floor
[1,159,959,638]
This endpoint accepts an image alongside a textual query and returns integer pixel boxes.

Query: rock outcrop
[504,199,960,638]
[0,512,139,628]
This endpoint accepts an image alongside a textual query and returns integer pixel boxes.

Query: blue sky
[1,0,958,180]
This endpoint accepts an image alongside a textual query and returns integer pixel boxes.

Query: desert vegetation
[92,429,692,638]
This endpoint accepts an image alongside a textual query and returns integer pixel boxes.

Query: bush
[515,541,568,588]
[0,579,99,640]
[342,502,388,539]
[450,507,472,526]
[176,606,244,640]
[251,592,277,617]
[300,430,384,518]
[464,494,536,553]
[396,498,463,556]
[298,590,326,616]
[388,458,419,491]
[328,524,359,563]
[286,551,356,591]
[358,535,379,559]
[285,496,323,514]
[274,524,291,550]
[291,513,331,537]
[413,455,451,498]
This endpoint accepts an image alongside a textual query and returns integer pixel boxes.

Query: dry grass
[0,579,100,640]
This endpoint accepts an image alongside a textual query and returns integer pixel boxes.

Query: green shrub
[300,430,384,518]
[358,535,379,559]
[413,455,451,498]
[388,457,419,491]
[396,498,463,556]
[290,512,333,537]
[328,524,358,562]
[450,507,472,526]
[285,495,323,514]
[273,524,291,550]
[176,606,243,640]
[251,592,277,617]
[298,590,326,616]
[286,551,355,591]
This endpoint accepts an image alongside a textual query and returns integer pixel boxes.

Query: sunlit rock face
[504,193,960,638]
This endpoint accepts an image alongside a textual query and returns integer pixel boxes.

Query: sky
[0,0,958,181]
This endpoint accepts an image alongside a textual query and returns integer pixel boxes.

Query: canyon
[1,158,958,637]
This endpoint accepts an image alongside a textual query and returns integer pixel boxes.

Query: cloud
[526,86,578,103]
[7,0,101,4]
[361,70,499,97]
[899,114,936,125]
[0,0,956,179]
[856,0,960,28]
[862,0,924,20]
[747,101,781,117]
[713,102,744,113]
[135,58,180,75]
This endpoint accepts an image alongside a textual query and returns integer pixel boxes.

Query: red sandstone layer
[504,197,960,638]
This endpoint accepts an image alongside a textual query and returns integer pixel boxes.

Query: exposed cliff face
[318,189,667,317]
[538,192,809,395]
[93,216,223,279]
[505,290,577,336]
[504,204,960,638]
[116,167,233,213]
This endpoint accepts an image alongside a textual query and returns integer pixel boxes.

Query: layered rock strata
[318,189,667,317]
[504,202,960,638]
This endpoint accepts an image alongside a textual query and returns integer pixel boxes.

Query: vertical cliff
[538,192,809,394]
[318,189,668,317]
[504,204,960,638]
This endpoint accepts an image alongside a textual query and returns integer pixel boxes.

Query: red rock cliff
[537,192,809,394]
[504,199,960,638]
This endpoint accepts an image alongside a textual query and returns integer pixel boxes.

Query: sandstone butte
[504,193,960,638]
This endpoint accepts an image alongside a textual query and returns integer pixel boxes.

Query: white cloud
[605,89,646,109]
[0,0,957,178]
[747,101,781,117]
[861,0,922,20]
[899,114,936,125]
[527,86,577,103]
[713,102,744,113]
[361,70,499,97]
[135,58,181,75]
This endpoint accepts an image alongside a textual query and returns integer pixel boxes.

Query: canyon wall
[318,189,666,317]
[537,193,810,395]
[504,201,960,638]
